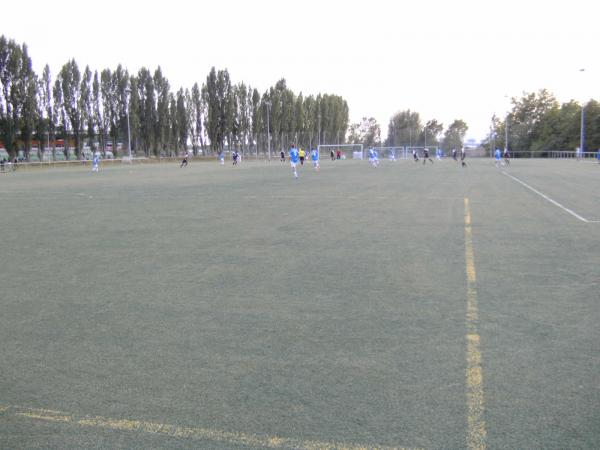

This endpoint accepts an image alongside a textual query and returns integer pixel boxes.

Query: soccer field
[1,158,599,449]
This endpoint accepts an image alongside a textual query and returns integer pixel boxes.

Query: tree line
[483,89,600,155]
[0,35,350,161]
[348,113,468,152]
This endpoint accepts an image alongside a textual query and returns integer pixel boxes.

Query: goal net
[371,146,407,160]
[318,144,364,160]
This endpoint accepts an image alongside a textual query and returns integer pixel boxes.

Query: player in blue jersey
[289,145,299,178]
[310,148,320,171]
[597,148,600,164]
[92,152,100,172]
[494,148,502,168]
[368,148,379,167]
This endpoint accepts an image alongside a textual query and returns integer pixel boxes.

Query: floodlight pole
[126,88,132,161]
[504,95,509,154]
[579,69,585,159]
[127,109,132,160]
[265,101,271,161]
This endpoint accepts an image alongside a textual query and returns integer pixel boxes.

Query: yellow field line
[464,198,487,450]
[4,405,419,450]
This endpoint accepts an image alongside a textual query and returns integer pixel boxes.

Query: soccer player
[310,148,320,171]
[461,147,467,167]
[597,148,600,164]
[280,150,285,162]
[422,147,433,164]
[289,145,299,178]
[330,149,335,161]
[299,148,305,166]
[368,148,379,167]
[232,150,239,165]
[412,148,419,162]
[180,150,189,168]
[389,149,396,161]
[219,152,225,165]
[503,147,510,166]
[452,148,458,161]
[92,152,100,172]
[494,148,502,168]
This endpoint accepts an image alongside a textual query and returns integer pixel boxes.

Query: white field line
[3,404,420,450]
[502,171,599,223]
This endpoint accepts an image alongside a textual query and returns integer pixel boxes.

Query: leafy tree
[40,64,55,158]
[136,67,156,156]
[422,119,443,147]
[175,88,189,154]
[442,119,468,151]
[386,110,422,147]
[58,59,85,159]
[53,77,68,158]
[190,82,204,155]
[506,89,558,154]
[250,87,261,155]
[204,67,221,153]
[81,66,93,153]
[347,117,381,147]
[154,66,170,156]
[0,37,30,159]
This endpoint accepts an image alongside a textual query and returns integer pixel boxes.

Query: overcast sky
[3,0,598,141]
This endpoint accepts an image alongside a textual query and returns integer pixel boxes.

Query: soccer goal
[371,146,407,160]
[318,144,364,160]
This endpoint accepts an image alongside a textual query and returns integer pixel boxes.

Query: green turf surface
[1,158,598,449]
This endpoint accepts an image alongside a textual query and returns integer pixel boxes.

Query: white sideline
[502,171,599,223]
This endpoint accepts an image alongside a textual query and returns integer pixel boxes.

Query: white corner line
[502,171,599,223]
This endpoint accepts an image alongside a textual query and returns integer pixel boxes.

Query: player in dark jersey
[461,147,467,167]
[422,147,434,164]
[503,148,510,166]
[180,150,189,168]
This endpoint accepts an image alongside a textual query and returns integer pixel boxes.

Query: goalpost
[317,144,364,160]
[372,146,407,160]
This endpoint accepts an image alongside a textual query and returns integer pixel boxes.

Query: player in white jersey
[461,147,467,167]
[412,148,419,162]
